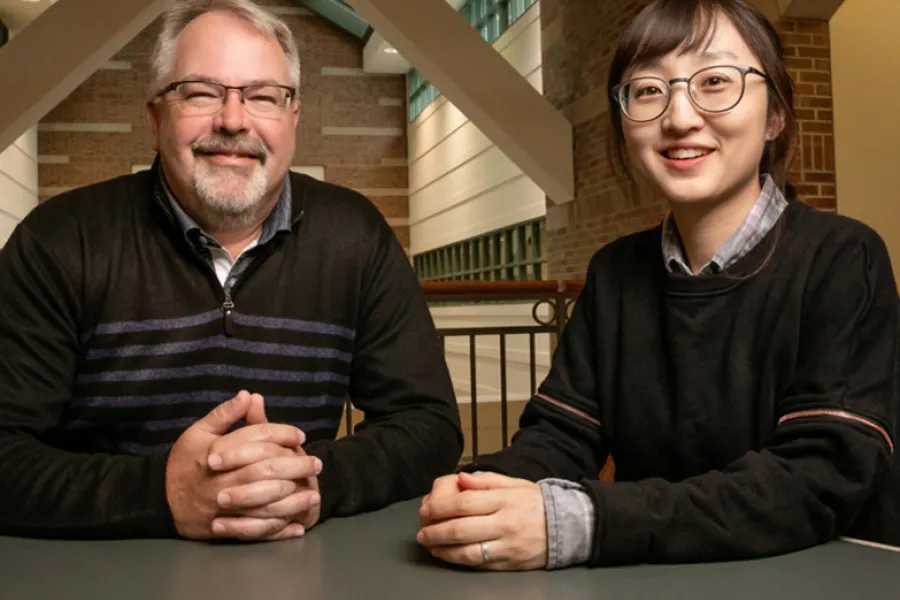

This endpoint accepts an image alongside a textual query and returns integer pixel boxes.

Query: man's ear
[145,99,161,151]
[290,99,301,129]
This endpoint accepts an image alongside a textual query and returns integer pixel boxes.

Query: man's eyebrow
[173,75,290,87]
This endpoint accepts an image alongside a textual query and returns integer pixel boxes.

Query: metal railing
[342,280,585,461]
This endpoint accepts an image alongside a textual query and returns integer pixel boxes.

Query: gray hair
[150,0,301,95]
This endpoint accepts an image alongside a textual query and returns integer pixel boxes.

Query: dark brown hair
[607,0,796,194]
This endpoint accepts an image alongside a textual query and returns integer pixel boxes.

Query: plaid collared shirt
[661,174,787,275]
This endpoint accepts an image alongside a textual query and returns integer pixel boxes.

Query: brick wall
[781,20,836,211]
[541,0,837,279]
[37,5,410,247]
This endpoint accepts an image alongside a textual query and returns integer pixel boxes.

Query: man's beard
[191,134,271,232]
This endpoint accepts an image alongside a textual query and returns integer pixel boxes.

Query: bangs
[620,0,721,76]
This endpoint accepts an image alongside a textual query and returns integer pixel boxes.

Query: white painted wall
[407,1,545,255]
[0,127,39,247]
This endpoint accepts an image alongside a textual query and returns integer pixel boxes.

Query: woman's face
[619,13,777,207]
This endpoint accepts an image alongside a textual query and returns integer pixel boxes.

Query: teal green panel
[302,0,369,38]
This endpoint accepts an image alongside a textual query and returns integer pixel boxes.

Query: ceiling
[0,0,54,33]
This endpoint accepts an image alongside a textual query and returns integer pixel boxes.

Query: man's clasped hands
[168,390,550,571]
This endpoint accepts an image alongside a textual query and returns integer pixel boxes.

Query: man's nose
[213,90,250,133]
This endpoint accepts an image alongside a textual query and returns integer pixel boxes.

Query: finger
[240,489,321,518]
[417,515,502,548]
[261,522,306,541]
[426,489,504,521]
[218,479,297,510]
[245,393,268,426]
[457,471,526,490]
[230,455,323,485]
[429,541,506,570]
[194,391,252,436]
[419,474,461,520]
[431,474,461,497]
[211,516,290,541]
[208,423,305,464]
[208,442,295,471]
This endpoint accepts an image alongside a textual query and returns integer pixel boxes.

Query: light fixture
[384,47,398,54]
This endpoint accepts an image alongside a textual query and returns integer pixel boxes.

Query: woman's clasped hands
[416,471,549,571]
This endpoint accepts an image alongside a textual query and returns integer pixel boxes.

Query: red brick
[799,71,831,84]
[797,46,830,59]
[795,21,829,35]
[783,34,812,46]
[810,197,837,210]
[785,57,814,70]
[800,96,832,108]
[805,171,835,184]
[794,183,821,196]
[802,122,834,134]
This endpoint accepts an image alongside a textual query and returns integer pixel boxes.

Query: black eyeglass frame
[611,65,772,123]
[155,80,297,113]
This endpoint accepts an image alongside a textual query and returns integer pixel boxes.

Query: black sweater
[0,168,463,538]
[467,198,900,564]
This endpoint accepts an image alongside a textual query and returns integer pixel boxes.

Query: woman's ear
[766,110,786,141]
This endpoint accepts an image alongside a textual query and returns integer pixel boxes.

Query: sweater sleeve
[584,232,899,565]
[460,268,608,483]
[304,220,463,521]
[0,222,175,539]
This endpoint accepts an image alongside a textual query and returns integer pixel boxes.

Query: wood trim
[421,280,585,297]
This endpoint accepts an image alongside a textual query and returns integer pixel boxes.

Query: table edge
[839,536,900,553]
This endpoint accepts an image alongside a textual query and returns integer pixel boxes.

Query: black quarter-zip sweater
[0,166,463,538]
[467,198,900,564]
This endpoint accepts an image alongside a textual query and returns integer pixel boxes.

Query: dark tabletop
[1,499,899,600]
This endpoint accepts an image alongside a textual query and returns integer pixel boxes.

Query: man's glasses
[611,65,771,122]
[156,80,296,118]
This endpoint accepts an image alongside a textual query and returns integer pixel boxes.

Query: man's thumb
[195,390,252,435]
[245,393,268,425]
[457,471,523,490]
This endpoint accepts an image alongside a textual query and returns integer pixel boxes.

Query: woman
[416,0,900,571]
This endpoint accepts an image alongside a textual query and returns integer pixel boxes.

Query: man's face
[147,11,299,232]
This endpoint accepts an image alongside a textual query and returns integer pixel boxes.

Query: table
[1,499,898,600]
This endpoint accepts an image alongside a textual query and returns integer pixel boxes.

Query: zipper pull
[223,293,235,337]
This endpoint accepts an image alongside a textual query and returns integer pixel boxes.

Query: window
[413,218,546,282]
[407,0,538,122]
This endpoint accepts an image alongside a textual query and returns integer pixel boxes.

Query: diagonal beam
[0,0,170,153]
[781,0,845,20]
[344,0,574,204]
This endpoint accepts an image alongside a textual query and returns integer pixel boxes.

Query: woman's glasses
[612,65,771,122]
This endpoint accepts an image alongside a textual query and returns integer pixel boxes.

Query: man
[0,0,462,541]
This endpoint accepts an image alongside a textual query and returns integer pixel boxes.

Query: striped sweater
[0,164,463,538]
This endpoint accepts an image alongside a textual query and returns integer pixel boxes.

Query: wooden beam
[0,0,170,153]
[782,0,846,20]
